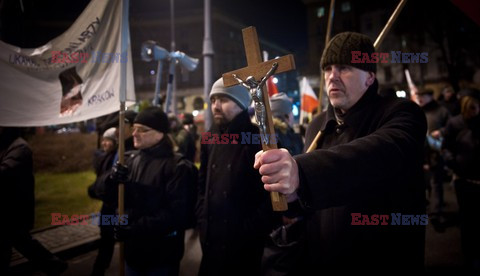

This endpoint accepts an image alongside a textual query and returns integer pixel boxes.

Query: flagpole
[118,0,129,275]
[317,0,335,114]
[299,77,305,125]
[374,0,407,49]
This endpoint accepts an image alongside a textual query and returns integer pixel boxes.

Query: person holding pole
[100,107,197,276]
[254,32,427,273]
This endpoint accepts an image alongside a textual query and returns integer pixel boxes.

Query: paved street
[56,230,201,276]
[10,182,468,275]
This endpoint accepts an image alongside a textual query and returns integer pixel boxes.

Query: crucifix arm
[232,74,252,89]
[258,62,278,87]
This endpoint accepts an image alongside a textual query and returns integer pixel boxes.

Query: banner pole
[318,0,335,113]
[374,0,407,49]
[118,0,129,275]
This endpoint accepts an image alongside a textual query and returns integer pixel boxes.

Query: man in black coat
[196,78,276,276]
[97,107,197,276]
[443,95,480,272]
[254,32,427,273]
[0,127,67,275]
[416,88,450,229]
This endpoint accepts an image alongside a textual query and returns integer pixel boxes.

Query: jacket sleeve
[195,143,209,224]
[241,145,280,235]
[0,142,32,180]
[295,100,427,210]
[134,160,196,236]
[90,168,119,206]
[242,190,279,235]
[441,116,459,170]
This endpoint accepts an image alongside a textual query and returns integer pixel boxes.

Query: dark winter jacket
[98,138,196,269]
[174,127,196,162]
[273,118,304,156]
[439,97,460,116]
[443,114,480,180]
[422,100,450,135]
[421,100,450,167]
[88,149,117,215]
[0,136,35,233]
[294,85,427,272]
[196,110,277,276]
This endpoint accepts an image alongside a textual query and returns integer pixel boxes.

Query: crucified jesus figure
[232,62,278,142]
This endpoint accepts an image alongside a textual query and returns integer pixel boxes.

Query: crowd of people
[1,31,479,275]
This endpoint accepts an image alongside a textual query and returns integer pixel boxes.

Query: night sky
[0,0,308,54]
[211,0,308,53]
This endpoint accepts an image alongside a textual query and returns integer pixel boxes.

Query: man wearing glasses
[101,107,196,276]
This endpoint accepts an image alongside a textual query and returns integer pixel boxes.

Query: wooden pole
[374,0,407,49]
[118,0,129,275]
[318,0,336,113]
[306,130,322,153]
[117,106,126,276]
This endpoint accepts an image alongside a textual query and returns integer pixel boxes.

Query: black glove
[114,224,134,241]
[110,162,129,184]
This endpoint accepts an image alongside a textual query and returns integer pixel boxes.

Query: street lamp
[141,40,199,113]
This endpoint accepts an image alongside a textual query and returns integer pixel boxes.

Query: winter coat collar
[140,137,174,158]
[210,110,253,134]
[321,83,379,132]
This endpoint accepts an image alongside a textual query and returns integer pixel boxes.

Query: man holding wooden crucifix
[254,32,427,272]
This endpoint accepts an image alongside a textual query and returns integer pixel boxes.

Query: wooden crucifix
[222,26,296,211]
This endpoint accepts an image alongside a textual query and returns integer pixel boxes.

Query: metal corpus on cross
[222,26,295,211]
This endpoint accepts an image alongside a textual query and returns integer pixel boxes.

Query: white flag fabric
[299,77,318,113]
[0,0,135,127]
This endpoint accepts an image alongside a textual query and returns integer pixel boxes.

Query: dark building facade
[301,0,480,97]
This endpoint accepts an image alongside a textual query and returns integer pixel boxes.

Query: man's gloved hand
[110,162,129,184]
[114,224,134,241]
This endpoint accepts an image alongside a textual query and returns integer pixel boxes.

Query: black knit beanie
[321,32,376,73]
[134,107,170,133]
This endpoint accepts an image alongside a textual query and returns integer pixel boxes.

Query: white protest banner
[0,0,135,127]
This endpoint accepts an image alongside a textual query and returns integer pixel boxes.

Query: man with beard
[196,78,277,276]
[254,32,427,273]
